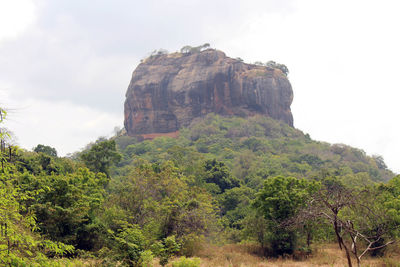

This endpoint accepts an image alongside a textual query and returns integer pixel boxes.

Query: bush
[114,226,145,266]
[172,257,201,267]
[140,250,154,267]
[180,234,204,257]
[151,236,180,266]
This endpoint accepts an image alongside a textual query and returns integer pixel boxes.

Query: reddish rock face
[124,50,294,136]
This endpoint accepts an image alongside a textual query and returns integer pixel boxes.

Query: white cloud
[0,0,399,172]
[209,0,400,173]
[0,0,36,41]
[1,90,121,155]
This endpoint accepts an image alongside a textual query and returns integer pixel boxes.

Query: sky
[0,0,399,172]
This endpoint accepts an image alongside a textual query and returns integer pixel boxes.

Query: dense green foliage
[253,176,318,255]
[114,114,393,186]
[1,111,398,266]
[33,144,58,157]
[110,114,396,264]
[80,139,121,177]
[0,109,74,266]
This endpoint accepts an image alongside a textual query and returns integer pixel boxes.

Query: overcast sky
[0,0,399,173]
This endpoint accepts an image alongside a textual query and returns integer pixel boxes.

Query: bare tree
[295,177,398,267]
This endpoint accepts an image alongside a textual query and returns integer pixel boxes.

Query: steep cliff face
[124,49,294,136]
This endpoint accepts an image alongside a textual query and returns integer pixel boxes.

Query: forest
[1,110,400,267]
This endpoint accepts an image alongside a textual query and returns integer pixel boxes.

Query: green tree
[253,176,318,256]
[266,60,289,76]
[80,139,121,177]
[105,160,216,257]
[152,235,180,266]
[113,225,145,266]
[0,108,74,265]
[18,168,108,250]
[180,43,210,54]
[33,144,58,157]
[204,159,240,193]
[219,186,254,229]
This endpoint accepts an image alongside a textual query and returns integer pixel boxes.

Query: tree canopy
[0,110,398,266]
[33,144,58,157]
[80,139,121,177]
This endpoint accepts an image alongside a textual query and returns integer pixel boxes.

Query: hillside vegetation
[1,111,399,267]
[115,114,393,185]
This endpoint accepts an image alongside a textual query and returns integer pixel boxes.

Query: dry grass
[60,243,400,267]
[162,243,400,267]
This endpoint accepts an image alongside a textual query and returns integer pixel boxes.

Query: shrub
[114,226,145,266]
[151,236,180,266]
[172,256,201,267]
[140,250,154,267]
[180,233,204,257]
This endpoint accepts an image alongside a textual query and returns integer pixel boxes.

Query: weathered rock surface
[124,49,294,136]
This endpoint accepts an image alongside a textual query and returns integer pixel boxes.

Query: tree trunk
[342,242,353,267]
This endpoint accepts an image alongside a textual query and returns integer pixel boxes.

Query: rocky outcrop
[124,49,294,136]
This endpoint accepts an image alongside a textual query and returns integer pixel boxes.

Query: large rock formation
[124,49,294,136]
